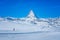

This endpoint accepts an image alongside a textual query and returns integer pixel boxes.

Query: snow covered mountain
[0,10,60,33]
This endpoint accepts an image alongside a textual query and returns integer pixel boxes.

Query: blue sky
[0,0,60,18]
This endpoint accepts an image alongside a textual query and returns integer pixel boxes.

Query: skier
[13,28,15,31]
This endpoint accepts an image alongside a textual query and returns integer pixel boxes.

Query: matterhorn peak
[28,10,35,17]
[26,10,37,19]
[25,10,37,22]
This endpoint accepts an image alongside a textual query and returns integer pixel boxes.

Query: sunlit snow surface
[0,17,60,40]
[0,32,60,40]
[0,10,60,40]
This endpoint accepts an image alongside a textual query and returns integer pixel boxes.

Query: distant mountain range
[0,10,60,33]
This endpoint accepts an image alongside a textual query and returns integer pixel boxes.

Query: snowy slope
[0,10,60,33]
[0,32,60,40]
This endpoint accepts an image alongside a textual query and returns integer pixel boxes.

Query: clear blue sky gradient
[0,0,60,18]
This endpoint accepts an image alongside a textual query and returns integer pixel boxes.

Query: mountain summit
[26,10,37,21]
[0,10,60,32]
